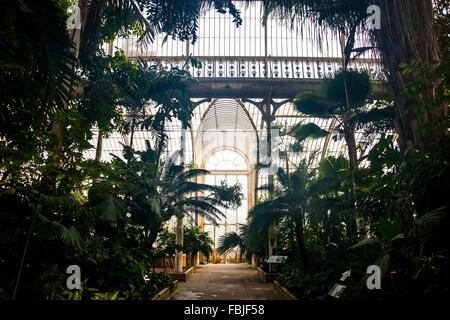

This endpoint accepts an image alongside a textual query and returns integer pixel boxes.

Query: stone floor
[169,263,286,300]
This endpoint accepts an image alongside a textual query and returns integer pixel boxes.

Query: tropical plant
[159,163,240,239]
[258,0,448,153]
[217,225,251,262]
[349,206,449,299]
[111,59,195,164]
[183,225,214,261]
[249,161,315,268]
[157,225,214,262]
[293,71,392,182]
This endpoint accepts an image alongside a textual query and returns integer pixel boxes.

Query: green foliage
[0,0,242,299]
[144,0,242,43]
[276,260,335,300]
[398,58,450,140]
[295,71,373,117]
[290,122,329,143]
[0,0,448,302]
[250,0,449,302]
[294,92,332,117]
[157,225,214,260]
[274,133,449,300]
[293,71,393,164]
[325,71,372,109]
[217,231,243,255]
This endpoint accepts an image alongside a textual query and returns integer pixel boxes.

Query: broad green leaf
[290,122,329,143]
[349,238,380,250]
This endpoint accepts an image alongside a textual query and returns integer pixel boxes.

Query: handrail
[125,55,384,80]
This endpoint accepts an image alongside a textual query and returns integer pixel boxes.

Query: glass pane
[216,225,226,246]
[220,161,235,170]
[237,175,248,197]
[238,200,248,224]
[216,175,225,185]
[205,175,214,185]
[227,225,237,235]
[226,208,237,224]
[204,225,214,242]
[227,175,237,185]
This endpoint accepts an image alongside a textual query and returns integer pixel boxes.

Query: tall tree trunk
[175,217,184,273]
[373,0,447,153]
[175,123,187,273]
[342,121,358,184]
[147,222,161,247]
[51,0,89,153]
[95,130,103,162]
[340,32,359,239]
[293,214,311,269]
[342,120,358,238]
[266,115,277,272]
[373,0,448,214]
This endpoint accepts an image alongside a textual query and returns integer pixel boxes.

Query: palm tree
[112,59,194,165]
[292,70,395,237]
[216,225,249,262]
[182,225,214,264]
[248,162,314,269]
[112,142,242,247]
[255,0,448,153]
[217,224,268,263]
[293,70,372,184]
[308,155,355,244]
[157,159,242,272]
[49,0,243,158]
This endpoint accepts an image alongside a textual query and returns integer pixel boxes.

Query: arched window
[205,150,247,171]
[203,149,249,263]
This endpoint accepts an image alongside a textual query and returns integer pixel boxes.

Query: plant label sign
[329,283,346,299]
[340,269,351,281]
[264,255,287,263]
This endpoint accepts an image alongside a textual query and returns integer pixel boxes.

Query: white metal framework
[84,2,390,258]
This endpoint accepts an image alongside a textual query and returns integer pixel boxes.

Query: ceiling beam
[186,78,388,100]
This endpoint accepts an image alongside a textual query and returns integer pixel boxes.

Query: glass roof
[85,1,390,177]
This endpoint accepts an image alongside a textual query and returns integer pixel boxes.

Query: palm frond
[175,168,211,182]
[176,198,226,221]
[37,214,82,249]
[325,71,372,109]
[216,232,243,255]
[294,92,332,117]
[37,193,84,215]
[290,122,330,143]
[92,194,127,222]
[161,163,184,184]
[248,201,284,234]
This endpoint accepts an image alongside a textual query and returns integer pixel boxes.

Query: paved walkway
[170,263,286,300]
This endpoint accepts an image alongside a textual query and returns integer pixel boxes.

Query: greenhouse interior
[0,0,449,306]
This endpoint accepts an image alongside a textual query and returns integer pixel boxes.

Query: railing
[126,55,385,80]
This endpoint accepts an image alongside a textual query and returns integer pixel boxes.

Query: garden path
[169,263,286,300]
